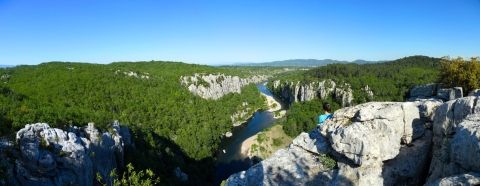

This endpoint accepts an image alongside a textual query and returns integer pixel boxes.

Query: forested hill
[0,61,271,184]
[270,55,442,137]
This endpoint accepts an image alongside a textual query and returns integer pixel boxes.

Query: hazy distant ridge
[234,59,382,67]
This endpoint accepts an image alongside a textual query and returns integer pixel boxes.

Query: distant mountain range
[0,65,14,68]
[233,59,383,67]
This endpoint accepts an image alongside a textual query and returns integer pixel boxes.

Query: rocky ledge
[0,121,131,186]
[226,96,480,185]
[180,73,268,100]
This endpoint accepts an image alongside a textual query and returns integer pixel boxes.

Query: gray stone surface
[227,100,437,186]
[410,83,438,99]
[415,99,443,122]
[226,145,336,186]
[427,96,480,183]
[291,130,331,155]
[427,172,480,186]
[437,87,463,101]
[6,122,131,186]
[320,102,421,166]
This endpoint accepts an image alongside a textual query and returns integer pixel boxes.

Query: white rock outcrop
[3,121,131,186]
[427,96,480,184]
[180,74,268,100]
[226,96,480,186]
[269,80,355,107]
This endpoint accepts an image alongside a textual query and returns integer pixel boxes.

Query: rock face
[426,172,480,186]
[426,96,480,184]
[269,80,356,107]
[409,83,463,101]
[231,102,254,127]
[180,73,268,100]
[226,138,336,186]
[2,122,131,186]
[226,96,480,186]
[410,83,439,99]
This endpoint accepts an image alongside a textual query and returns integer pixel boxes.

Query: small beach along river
[214,83,283,184]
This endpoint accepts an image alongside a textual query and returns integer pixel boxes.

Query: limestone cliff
[180,73,268,100]
[226,96,480,186]
[268,80,356,107]
[0,121,131,186]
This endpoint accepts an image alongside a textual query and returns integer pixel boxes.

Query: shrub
[272,138,283,147]
[319,154,337,170]
[98,163,160,186]
[439,57,480,95]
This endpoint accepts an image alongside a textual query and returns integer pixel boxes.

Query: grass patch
[272,138,283,147]
[319,154,337,170]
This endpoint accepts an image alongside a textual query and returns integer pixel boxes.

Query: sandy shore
[240,135,257,157]
[260,85,286,119]
[240,125,293,159]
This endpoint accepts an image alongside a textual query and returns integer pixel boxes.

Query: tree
[439,57,480,95]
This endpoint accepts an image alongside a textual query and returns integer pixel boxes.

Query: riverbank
[240,124,292,160]
[260,82,286,118]
[215,83,284,185]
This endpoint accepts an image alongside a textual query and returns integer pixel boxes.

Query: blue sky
[0,0,479,65]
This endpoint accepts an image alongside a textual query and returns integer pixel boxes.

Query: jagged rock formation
[0,121,131,186]
[426,96,480,184]
[180,73,268,100]
[269,80,356,107]
[226,96,480,186]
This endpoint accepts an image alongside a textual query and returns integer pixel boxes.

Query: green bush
[272,138,283,147]
[97,163,160,186]
[319,154,337,170]
[439,57,480,94]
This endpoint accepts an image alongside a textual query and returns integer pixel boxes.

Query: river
[214,83,283,184]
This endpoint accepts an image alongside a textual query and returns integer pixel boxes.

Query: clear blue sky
[0,0,479,65]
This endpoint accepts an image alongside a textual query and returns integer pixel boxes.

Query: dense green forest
[0,56,461,184]
[0,61,274,184]
[275,56,442,137]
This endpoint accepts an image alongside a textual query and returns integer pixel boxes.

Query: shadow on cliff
[214,156,263,185]
[124,126,215,186]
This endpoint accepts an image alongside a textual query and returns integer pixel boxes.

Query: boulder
[291,129,331,155]
[437,87,463,101]
[320,102,421,166]
[468,89,480,96]
[226,145,336,186]
[426,172,480,186]
[410,84,438,99]
[334,161,383,186]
